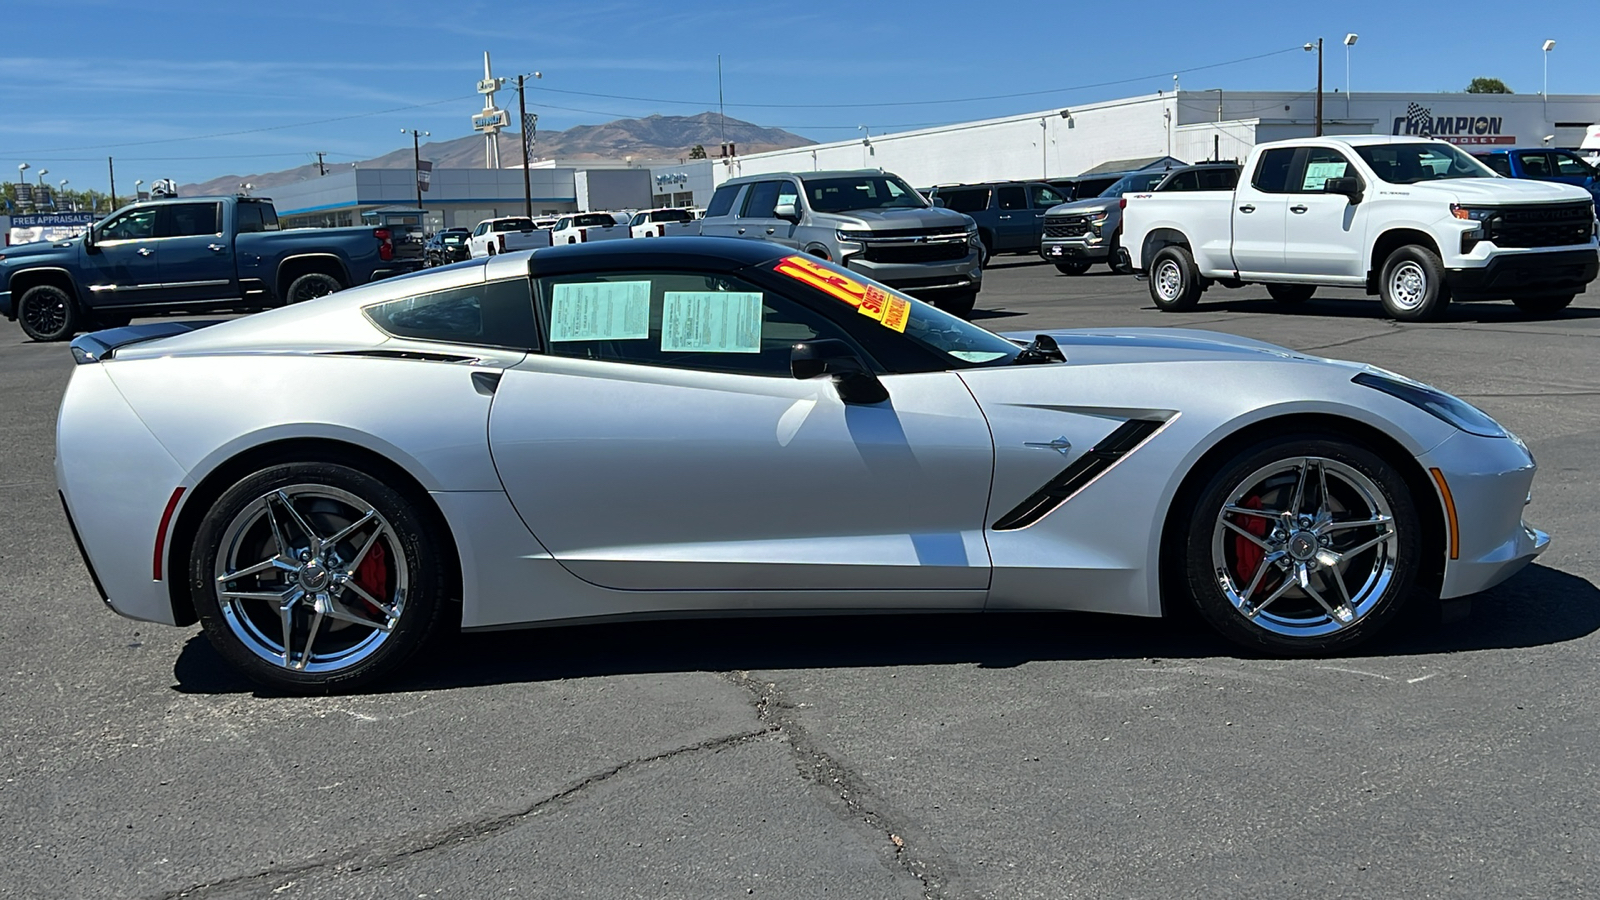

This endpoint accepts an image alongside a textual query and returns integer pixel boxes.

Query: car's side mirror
[931,197,947,208]
[82,227,99,254]
[773,201,800,221]
[791,339,889,404]
[1324,176,1363,204]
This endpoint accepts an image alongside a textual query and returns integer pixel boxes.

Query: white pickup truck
[628,207,699,238]
[550,212,630,245]
[1123,135,1599,320]
[468,217,553,258]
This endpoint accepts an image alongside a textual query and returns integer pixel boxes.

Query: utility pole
[517,73,542,219]
[1305,38,1325,136]
[404,129,429,211]
[107,156,116,209]
[316,152,327,176]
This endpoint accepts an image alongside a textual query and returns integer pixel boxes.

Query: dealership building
[716,90,1600,188]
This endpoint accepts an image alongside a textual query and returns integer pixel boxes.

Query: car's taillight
[1120,197,1127,210]
[374,228,393,261]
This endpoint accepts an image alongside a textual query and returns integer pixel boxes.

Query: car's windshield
[1099,172,1167,198]
[1354,143,1497,184]
[771,255,1020,367]
[493,219,534,231]
[442,234,466,244]
[803,175,928,212]
[654,209,694,222]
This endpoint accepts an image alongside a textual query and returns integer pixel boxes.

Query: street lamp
[1303,39,1324,136]
[1202,88,1223,122]
[1344,34,1358,114]
[17,162,28,188]
[37,168,49,188]
[1542,39,1556,96]
[402,128,430,212]
[515,70,542,218]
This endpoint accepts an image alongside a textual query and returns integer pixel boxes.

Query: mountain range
[182,112,813,197]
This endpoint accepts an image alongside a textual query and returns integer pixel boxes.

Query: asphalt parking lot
[2,259,1597,899]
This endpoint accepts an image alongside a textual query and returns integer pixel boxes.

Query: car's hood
[825,207,973,230]
[1404,178,1594,205]
[1001,327,1321,366]
[1043,198,1116,216]
[0,235,78,257]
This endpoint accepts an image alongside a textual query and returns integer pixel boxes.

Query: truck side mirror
[1324,176,1363,204]
[931,197,947,208]
[773,201,800,221]
[82,226,99,254]
[791,339,888,404]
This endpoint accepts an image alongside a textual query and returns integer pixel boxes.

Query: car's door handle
[207,243,226,251]
[1238,205,1256,214]
[1023,436,1073,456]
[765,227,775,235]
[737,227,746,234]
[1290,205,1309,214]
[137,247,153,256]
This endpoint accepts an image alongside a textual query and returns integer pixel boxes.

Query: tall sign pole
[474,52,508,169]
[107,156,117,209]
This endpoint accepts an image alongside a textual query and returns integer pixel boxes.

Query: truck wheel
[934,291,978,319]
[1267,284,1316,305]
[1148,246,1204,311]
[1379,246,1448,321]
[977,233,993,266]
[1512,294,1574,317]
[1107,233,1130,274]
[285,272,343,305]
[17,284,80,342]
[1055,262,1091,276]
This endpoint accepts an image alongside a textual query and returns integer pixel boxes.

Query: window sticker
[772,255,909,332]
[660,291,763,353]
[1302,161,1348,191]
[859,285,911,333]
[549,281,651,341]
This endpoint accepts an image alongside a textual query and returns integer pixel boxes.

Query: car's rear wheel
[17,284,80,342]
[1379,246,1449,321]
[1180,434,1421,655]
[1267,284,1316,305]
[1148,246,1203,311]
[190,462,447,693]
[1512,294,1574,317]
[934,290,977,318]
[1055,261,1091,276]
[285,272,343,305]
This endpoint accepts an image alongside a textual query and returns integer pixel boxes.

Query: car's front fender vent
[991,418,1166,531]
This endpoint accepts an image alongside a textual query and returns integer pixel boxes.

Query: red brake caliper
[1234,494,1268,585]
[353,540,389,618]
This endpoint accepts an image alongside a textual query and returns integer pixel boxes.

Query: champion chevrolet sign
[1392,102,1515,145]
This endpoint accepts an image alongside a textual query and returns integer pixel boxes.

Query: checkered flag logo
[1406,102,1433,137]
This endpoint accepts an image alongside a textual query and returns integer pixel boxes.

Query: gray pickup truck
[699,170,983,316]
[1040,163,1241,275]
[0,195,422,341]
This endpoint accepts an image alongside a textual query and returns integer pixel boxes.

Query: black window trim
[362,276,543,354]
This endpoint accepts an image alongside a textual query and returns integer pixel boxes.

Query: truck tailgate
[1122,192,1237,275]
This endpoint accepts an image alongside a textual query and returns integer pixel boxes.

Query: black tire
[92,311,133,329]
[1512,294,1574,317]
[1267,284,1317,305]
[1379,245,1449,321]
[1147,246,1204,311]
[1106,232,1130,274]
[189,461,448,693]
[487,244,497,255]
[1055,261,1091,276]
[17,284,80,342]
[1179,433,1422,656]
[934,290,978,318]
[977,233,993,266]
[285,272,343,305]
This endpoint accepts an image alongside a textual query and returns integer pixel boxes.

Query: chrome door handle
[1290,205,1308,214]
[737,227,746,234]
[208,243,226,251]
[136,247,153,256]
[1238,205,1256,213]
[765,227,775,235]
[1023,436,1073,456]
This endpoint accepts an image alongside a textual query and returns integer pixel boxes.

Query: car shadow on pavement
[170,563,1599,696]
[1173,296,1600,323]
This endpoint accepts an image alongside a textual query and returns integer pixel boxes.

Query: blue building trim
[276,197,578,216]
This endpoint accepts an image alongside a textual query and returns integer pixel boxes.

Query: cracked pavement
[2,264,1597,898]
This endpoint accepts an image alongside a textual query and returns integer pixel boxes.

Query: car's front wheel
[934,290,978,318]
[1379,246,1449,321]
[1180,434,1421,655]
[17,284,80,342]
[189,461,448,693]
[1055,261,1091,276]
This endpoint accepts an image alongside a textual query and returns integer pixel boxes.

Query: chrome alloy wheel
[1154,259,1183,302]
[1387,261,1427,312]
[212,484,407,673]
[1212,457,1398,638]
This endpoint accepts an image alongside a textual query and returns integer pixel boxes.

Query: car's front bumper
[1445,248,1599,300]
[1418,429,1547,599]
[842,251,983,296]
[1040,238,1109,263]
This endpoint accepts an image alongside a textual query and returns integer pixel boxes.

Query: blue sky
[2,0,1586,192]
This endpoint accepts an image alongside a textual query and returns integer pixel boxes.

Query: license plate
[1049,246,1063,256]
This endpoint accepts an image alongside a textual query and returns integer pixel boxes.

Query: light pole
[1304,39,1324,137]
[17,162,28,192]
[1344,34,1358,115]
[134,179,144,200]
[58,179,68,211]
[37,168,48,189]
[515,71,542,219]
[1542,39,1555,97]
[403,128,429,212]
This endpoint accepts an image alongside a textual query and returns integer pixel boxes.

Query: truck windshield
[494,219,534,231]
[1098,172,1167,198]
[804,175,928,212]
[1354,143,1497,184]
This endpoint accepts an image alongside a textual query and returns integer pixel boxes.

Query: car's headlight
[1089,212,1111,223]
[1353,371,1506,437]
[836,229,872,242]
[1449,204,1495,222]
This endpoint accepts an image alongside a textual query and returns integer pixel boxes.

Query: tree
[688,144,708,159]
[1466,77,1513,94]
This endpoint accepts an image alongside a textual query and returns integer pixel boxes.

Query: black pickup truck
[0,195,423,341]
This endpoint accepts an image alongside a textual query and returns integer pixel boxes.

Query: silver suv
[701,170,983,316]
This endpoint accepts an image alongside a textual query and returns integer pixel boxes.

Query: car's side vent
[991,418,1166,531]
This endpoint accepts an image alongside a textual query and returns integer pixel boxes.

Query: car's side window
[1515,151,1552,177]
[1554,152,1593,177]
[157,202,222,238]
[1478,154,1514,177]
[1199,167,1240,190]
[1163,171,1201,192]
[940,189,989,214]
[705,184,741,218]
[775,181,801,210]
[741,181,782,218]
[997,186,1028,210]
[1296,148,1355,193]
[1252,148,1298,193]
[364,278,539,350]
[1030,185,1065,207]
[99,208,157,242]
[535,270,855,378]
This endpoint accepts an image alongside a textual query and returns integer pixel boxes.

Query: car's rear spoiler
[69,320,228,364]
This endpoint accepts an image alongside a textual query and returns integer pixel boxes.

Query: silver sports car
[56,238,1546,692]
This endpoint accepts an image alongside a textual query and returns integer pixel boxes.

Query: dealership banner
[1393,102,1515,145]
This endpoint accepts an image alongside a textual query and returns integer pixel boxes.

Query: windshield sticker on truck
[1302,161,1349,191]
[549,281,651,342]
[659,291,763,353]
[772,255,910,332]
